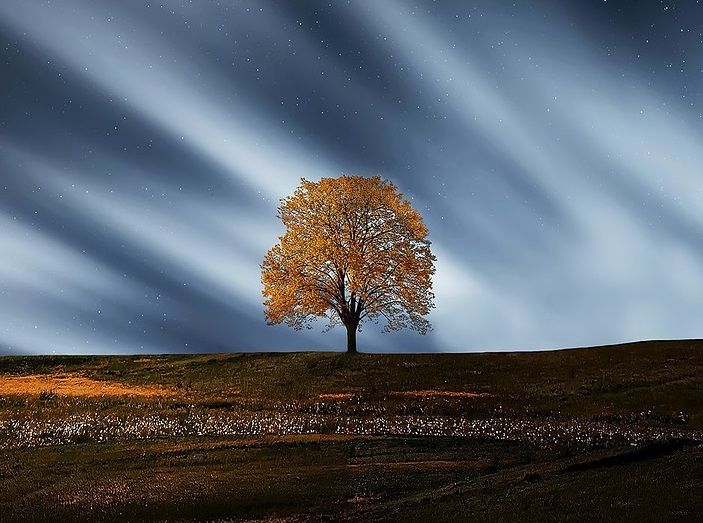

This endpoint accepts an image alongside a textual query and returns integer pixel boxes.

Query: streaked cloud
[0,1,701,353]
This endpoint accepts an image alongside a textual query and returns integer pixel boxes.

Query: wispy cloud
[0,1,701,353]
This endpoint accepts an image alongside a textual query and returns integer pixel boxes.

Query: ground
[1,340,702,522]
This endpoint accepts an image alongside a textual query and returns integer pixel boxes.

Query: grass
[0,339,702,521]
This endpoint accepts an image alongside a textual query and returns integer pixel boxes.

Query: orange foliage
[261,175,435,350]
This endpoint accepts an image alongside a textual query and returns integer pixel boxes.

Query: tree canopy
[261,175,435,352]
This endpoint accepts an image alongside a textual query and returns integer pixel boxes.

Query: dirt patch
[560,439,701,474]
[390,390,494,398]
[317,391,494,400]
[347,459,488,471]
[0,374,173,398]
[159,434,383,454]
[318,393,355,400]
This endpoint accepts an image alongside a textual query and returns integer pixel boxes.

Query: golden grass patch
[0,374,173,397]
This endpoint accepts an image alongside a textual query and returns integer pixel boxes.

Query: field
[1,339,703,522]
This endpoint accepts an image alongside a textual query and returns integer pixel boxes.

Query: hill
[1,340,702,521]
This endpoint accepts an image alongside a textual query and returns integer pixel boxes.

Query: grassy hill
[1,340,702,521]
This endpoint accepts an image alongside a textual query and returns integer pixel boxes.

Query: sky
[0,0,702,355]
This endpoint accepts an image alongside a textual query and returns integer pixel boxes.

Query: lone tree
[261,175,436,352]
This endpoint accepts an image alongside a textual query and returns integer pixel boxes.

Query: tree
[261,175,436,352]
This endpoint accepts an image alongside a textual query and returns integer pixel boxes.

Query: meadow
[1,339,702,522]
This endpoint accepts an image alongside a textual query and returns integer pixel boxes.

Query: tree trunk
[346,323,357,353]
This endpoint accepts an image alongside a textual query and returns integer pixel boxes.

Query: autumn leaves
[261,175,435,352]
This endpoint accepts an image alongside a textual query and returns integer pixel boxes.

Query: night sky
[1,1,702,355]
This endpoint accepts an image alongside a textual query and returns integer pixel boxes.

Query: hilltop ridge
[1,339,702,521]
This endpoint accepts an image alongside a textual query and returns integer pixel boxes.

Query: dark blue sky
[1,1,702,354]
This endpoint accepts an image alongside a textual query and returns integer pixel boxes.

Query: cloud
[0,0,331,201]
[348,0,703,349]
[0,1,701,354]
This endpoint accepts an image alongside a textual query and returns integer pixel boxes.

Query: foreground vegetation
[1,340,703,521]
